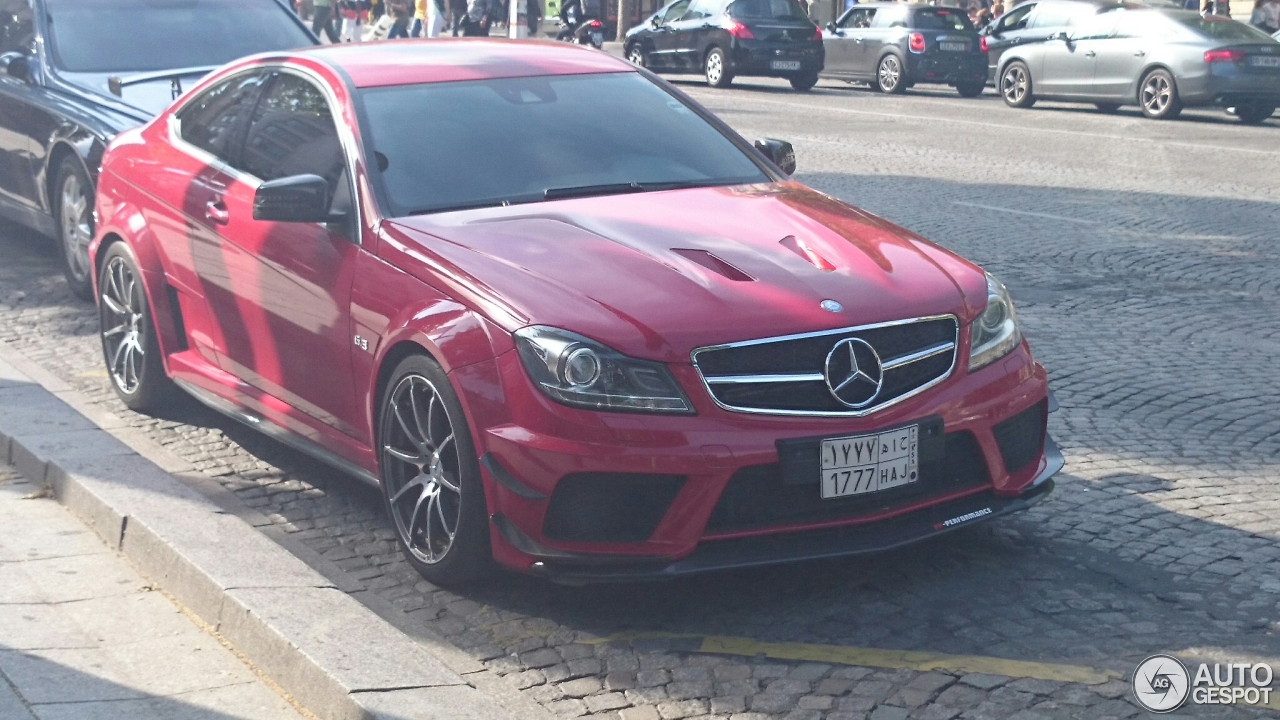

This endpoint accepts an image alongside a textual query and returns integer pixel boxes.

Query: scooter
[556,11,604,49]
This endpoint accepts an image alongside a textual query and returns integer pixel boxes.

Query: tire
[54,156,95,302]
[378,354,492,586]
[1138,68,1182,120]
[1000,61,1035,108]
[625,43,647,68]
[956,81,984,98]
[875,54,905,94]
[97,242,176,412]
[789,72,818,91]
[1095,103,1121,113]
[1235,103,1275,125]
[704,46,733,88]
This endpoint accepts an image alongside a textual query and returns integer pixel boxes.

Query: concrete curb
[0,342,522,720]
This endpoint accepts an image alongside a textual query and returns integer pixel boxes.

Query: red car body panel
[91,40,1058,579]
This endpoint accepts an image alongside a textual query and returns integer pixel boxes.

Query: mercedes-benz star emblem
[1132,655,1190,713]
[824,338,884,408]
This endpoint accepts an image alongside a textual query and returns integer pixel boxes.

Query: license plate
[771,60,802,70]
[940,42,967,52]
[1251,55,1280,67]
[820,425,919,499]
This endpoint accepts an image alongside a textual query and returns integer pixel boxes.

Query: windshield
[1177,14,1277,40]
[730,0,810,21]
[45,0,314,74]
[359,73,770,217]
[914,8,975,30]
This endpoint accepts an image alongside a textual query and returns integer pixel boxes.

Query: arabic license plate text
[820,425,919,499]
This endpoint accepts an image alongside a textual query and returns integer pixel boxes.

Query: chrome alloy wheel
[100,256,146,395]
[627,45,645,67]
[1141,73,1171,115]
[878,55,901,92]
[60,173,93,286]
[1002,65,1028,105]
[706,51,724,85]
[382,374,462,565]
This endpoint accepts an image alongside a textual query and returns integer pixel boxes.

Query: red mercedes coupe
[91,40,1061,584]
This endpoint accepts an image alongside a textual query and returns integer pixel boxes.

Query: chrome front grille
[691,316,959,416]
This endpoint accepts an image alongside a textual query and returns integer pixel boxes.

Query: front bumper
[453,340,1057,579]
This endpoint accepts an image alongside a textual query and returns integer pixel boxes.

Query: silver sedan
[998,8,1280,123]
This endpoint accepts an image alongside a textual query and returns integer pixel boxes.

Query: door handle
[1085,50,1096,57]
[1133,50,1146,57]
[205,199,230,225]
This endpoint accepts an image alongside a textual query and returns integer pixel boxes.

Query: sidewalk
[0,463,308,720]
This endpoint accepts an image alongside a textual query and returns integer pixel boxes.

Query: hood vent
[779,235,836,271]
[672,249,754,282]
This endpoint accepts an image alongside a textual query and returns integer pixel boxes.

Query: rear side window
[730,0,809,20]
[913,8,974,30]
[177,72,268,164]
[1178,15,1275,40]
[871,5,909,27]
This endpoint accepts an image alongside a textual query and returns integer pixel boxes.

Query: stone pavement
[0,464,307,720]
[0,83,1277,720]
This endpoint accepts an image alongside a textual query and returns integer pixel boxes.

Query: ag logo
[1133,655,1190,713]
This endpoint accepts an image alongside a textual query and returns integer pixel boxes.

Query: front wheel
[956,81,984,98]
[875,54,905,94]
[626,43,646,67]
[55,156,95,302]
[789,72,818,92]
[1234,103,1275,124]
[704,47,733,88]
[98,242,176,412]
[1000,61,1035,108]
[379,354,492,587]
[1139,69,1182,120]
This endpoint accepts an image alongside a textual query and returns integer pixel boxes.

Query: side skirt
[174,377,381,489]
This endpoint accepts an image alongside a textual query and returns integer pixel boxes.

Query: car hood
[57,70,215,121]
[383,183,989,363]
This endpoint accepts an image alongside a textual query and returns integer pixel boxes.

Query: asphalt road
[1,78,1278,720]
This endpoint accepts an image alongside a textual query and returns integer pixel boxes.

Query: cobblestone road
[1,81,1278,720]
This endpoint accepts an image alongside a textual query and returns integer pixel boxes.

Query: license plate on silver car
[940,42,967,52]
[1251,56,1280,67]
[819,425,919,499]
[771,60,802,70]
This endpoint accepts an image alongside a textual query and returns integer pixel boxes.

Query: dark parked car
[998,8,1280,122]
[623,0,825,90]
[821,3,987,96]
[0,0,316,300]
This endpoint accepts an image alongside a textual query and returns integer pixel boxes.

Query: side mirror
[1055,31,1070,41]
[0,52,31,84]
[825,21,837,32]
[754,138,796,176]
[650,15,660,26]
[253,174,333,223]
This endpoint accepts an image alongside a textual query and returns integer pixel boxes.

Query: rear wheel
[1000,61,1035,108]
[55,156,95,302]
[1235,103,1275,124]
[98,242,175,412]
[378,354,492,587]
[875,54,905,93]
[956,81,984,98]
[1094,102,1120,113]
[1139,69,1182,119]
[704,47,733,88]
[789,72,818,91]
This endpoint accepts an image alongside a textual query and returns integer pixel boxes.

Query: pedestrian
[411,0,426,35]
[526,0,543,36]
[991,1,1003,17]
[387,0,413,37]
[451,0,469,34]
[340,0,370,41]
[1264,0,1280,32]
[312,0,341,41]
[426,0,448,35]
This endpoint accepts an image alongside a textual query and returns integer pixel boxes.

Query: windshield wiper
[406,193,543,216]
[543,183,645,201]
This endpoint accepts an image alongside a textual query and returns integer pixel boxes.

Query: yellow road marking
[583,632,1118,685]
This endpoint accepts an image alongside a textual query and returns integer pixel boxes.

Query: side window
[1030,2,1093,28]
[1068,11,1116,39]
[871,6,907,28]
[238,73,348,209]
[1113,12,1169,38]
[177,72,267,164]
[840,7,876,28]
[0,0,33,56]
[661,0,690,21]
[995,3,1033,31]
[681,0,717,21]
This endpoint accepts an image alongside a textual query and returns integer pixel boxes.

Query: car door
[0,0,47,217]
[984,2,1034,81]
[647,0,691,68]
[1038,12,1116,96]
[666,0,718,70]
[201,70,363,437]
[1091,11,1160,99]
[862,5,901,76]
[825,7,875,75]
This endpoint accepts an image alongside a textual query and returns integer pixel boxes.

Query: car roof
[298,39,634,89]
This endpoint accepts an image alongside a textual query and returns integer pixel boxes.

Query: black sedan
[623,0,825,90]
[822,3,987,95]
[0,0,316,300]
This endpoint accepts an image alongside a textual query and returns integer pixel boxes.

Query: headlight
[968,272,1021,371]
[514,326,694,414]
